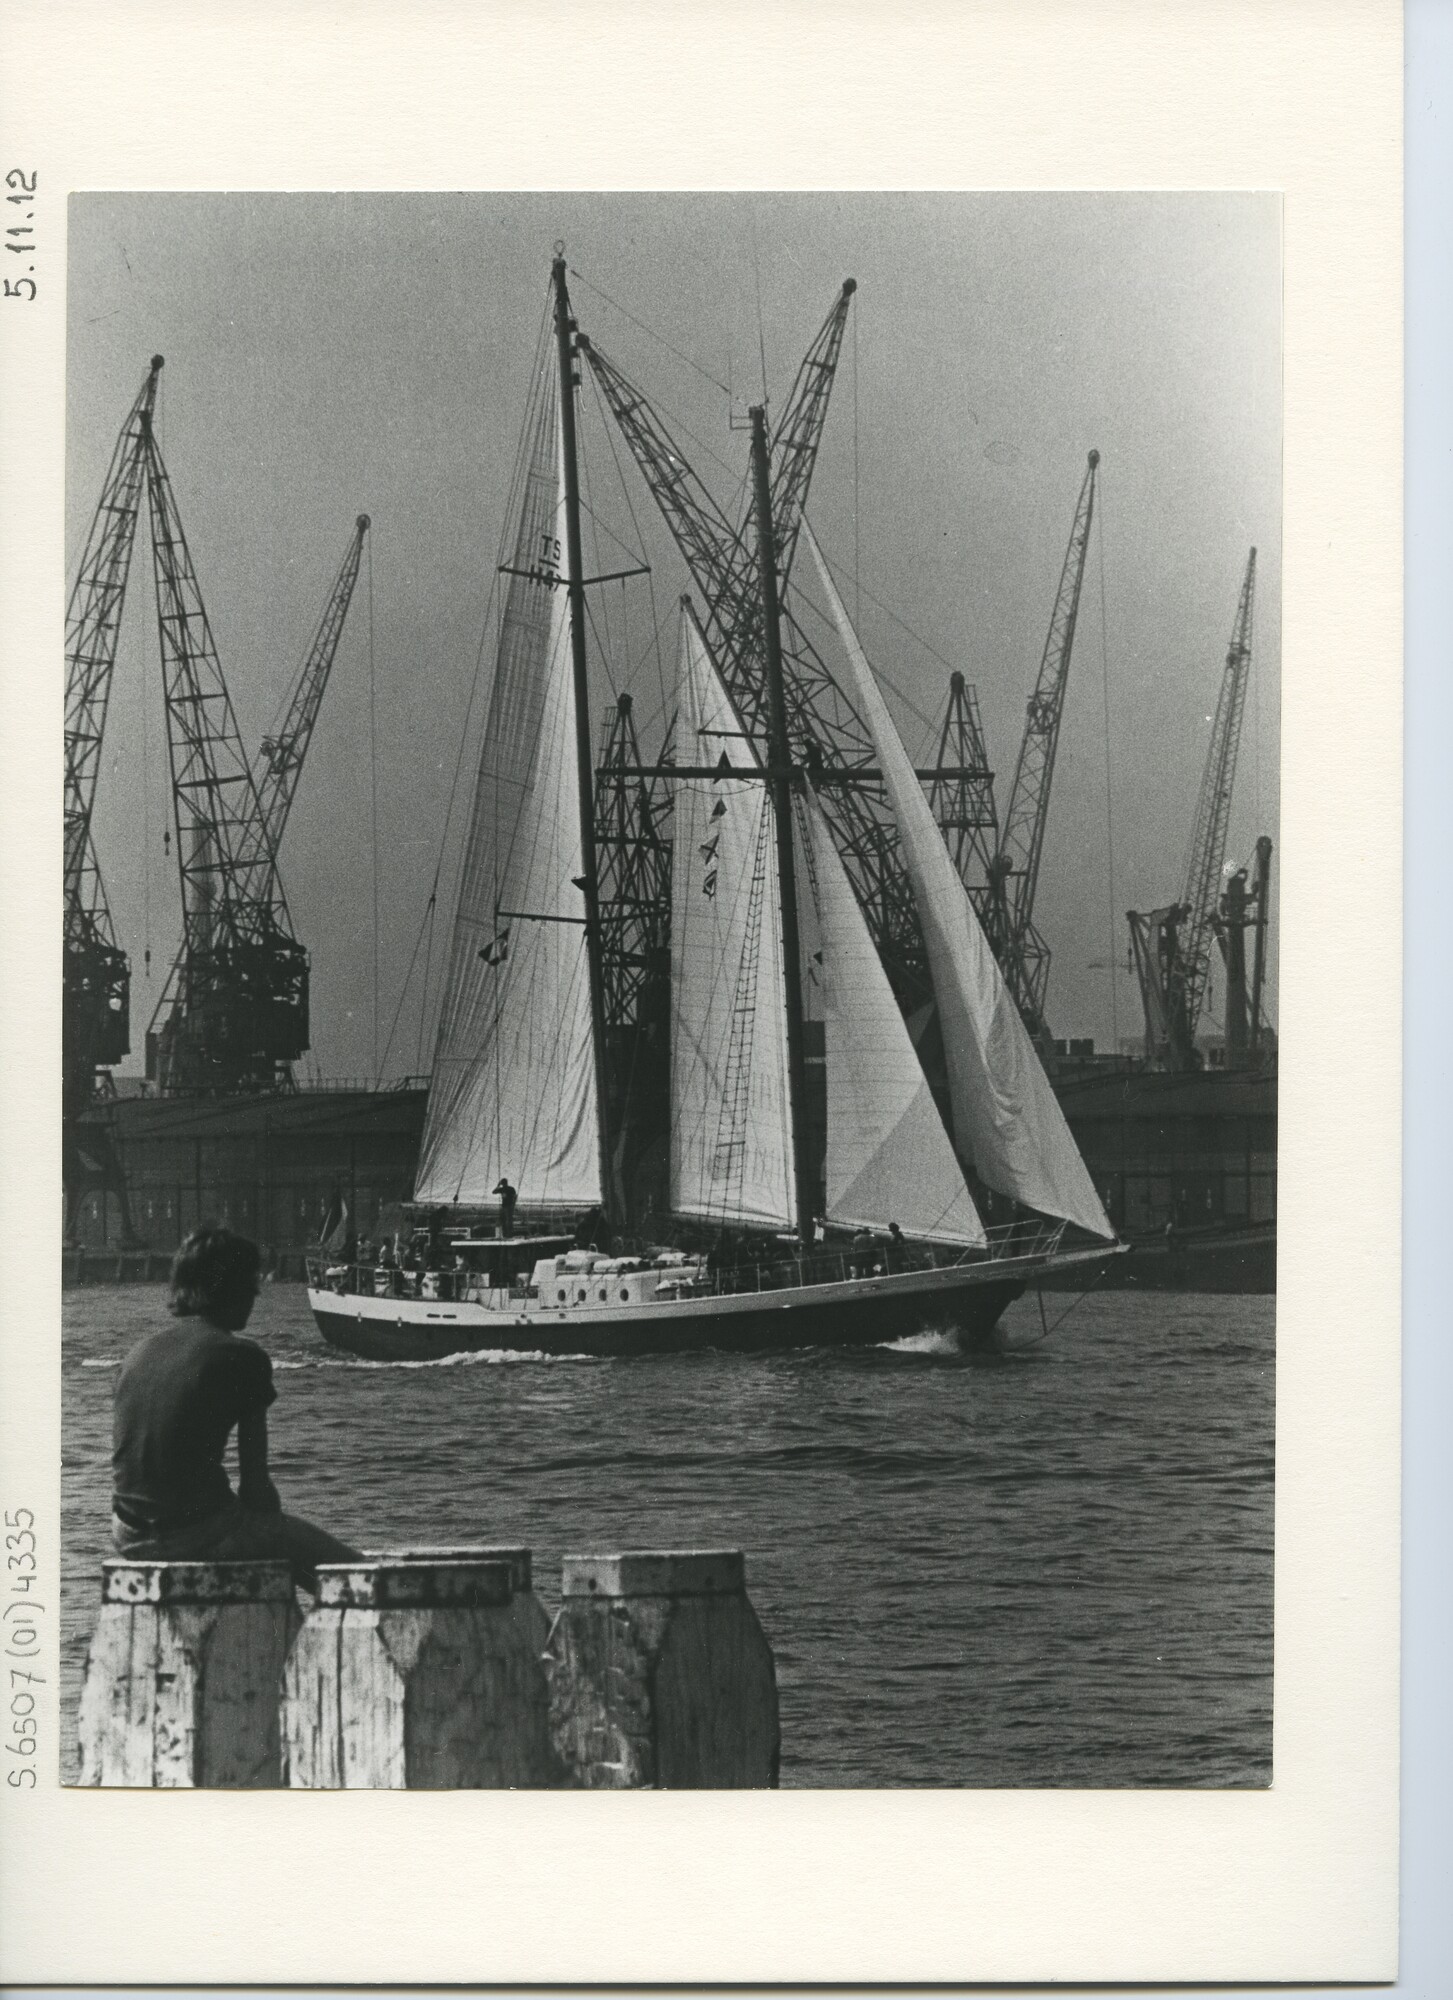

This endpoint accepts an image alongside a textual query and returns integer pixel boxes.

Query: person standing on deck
[111,1227,361,1593]
[493,1176,518,1239]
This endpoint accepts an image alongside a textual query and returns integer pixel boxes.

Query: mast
[553,252,614,1220]
[749,404,812,1247]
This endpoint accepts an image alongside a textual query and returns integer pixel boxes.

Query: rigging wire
[853,299,861,628]
[789,556,941,738]
[750,212,770,406]
[140,557,152,976]
[415,891,436,1078]
[568,265,733,398]
[810,536,966,683]
[586,365,671,724]
[367,524,380,1083]
[1095,479,1121,1055]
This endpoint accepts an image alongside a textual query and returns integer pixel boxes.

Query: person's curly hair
[169,1226,261,1319]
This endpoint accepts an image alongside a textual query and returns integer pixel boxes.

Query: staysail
[670,605,795,1230]
[797,789,985,1246]
[804,524,1114,1240]
[415,350,601,1209]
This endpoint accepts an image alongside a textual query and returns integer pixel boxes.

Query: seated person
[111,1226,362,1593]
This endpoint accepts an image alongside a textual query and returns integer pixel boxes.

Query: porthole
[599,1287,608,1302]
[557,1288,567,1303]
[620,1288,630,1302]
[577,1288,587,1302]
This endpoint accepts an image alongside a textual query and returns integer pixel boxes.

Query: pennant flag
[699,835,720,863]
[479,928,511,966]
[702,871,718,899]
[710,799,728,820]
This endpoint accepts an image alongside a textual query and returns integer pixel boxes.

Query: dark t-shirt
[112,1321,277,1533]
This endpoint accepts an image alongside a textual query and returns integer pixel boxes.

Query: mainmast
[552,252,615,1221]
[749,404,812,1248]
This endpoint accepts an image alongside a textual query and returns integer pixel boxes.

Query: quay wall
[66,1069,1276,1275]
[68,1086,428,1268]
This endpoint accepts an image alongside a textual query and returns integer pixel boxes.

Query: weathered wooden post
[545,1551,780,1788]
[77,1560,299,1788]
[370,1544,551,1659]
[283,1555,559,1788]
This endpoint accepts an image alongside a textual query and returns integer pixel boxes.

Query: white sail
[804,524,1114,1240]
[669,606,794,1230]
[415,359,601,1210]
[798,790,985,1246]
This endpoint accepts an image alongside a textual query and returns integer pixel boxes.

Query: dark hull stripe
[310,1271,1031,1361]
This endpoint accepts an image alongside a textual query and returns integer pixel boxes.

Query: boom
[255,514,369,864]
[142,415,308,1094]
[63,356,163,1109]
[983,450,1099,1039]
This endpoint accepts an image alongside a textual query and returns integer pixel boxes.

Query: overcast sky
[69,192,1280,1080]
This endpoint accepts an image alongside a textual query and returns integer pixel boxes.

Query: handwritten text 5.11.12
[4,169,38,301]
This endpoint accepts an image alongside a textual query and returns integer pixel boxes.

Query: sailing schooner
[307,254,1120,1361]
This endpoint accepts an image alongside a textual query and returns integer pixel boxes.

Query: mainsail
[670,606,794,1230]
[415,350,601,1209]
[805,524,1114,1240]
[797,789,986,1246]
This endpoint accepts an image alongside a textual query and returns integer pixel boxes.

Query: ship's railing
[294,1073,430,1095]
[703,1220,1070,1298]
[305,1220,1073,1304]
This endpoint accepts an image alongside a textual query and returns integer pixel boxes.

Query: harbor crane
[926,670,999,895]
[1128,547,1259,1071]
[979,451,1099,1045]
[63,356,162,1122]
[146,513,370,1076]
[1213,833,1275,1070]
[140,410,310,1095]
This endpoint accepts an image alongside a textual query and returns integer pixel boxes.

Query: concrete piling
[77,1559,299,1788]
[545,1551,780,1788]
[282,1556,560,1788]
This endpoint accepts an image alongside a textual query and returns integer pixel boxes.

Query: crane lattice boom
[982,450,1099,1038]
[1179,547,1256,1041]
[142,417,308,1093]
[255,514,369,864]
[62,355,164,1111]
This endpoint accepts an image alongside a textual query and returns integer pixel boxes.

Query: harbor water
[61,1282,1273,1787]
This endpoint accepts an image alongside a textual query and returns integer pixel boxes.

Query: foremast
[748,405,813,1249]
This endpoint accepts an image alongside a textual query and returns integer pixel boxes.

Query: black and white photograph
[0,0,1411,1985]
[59,191,1280,1791]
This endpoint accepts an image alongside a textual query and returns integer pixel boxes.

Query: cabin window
[599,1287,608,1301]
[620,1287,630,1302]
[557,1287,567,1303]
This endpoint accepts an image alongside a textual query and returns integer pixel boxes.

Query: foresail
[670,606,795,1230]
[415,357,601,1210]
[798,791,985,1246]
[805,524,1114,1240]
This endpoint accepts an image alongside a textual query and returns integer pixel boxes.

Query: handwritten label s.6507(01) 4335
[5,1508,43,1787]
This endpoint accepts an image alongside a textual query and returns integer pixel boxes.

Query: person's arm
[236,1407,282,1514]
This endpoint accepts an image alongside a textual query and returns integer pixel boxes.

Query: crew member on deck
[493,1176,518,1239]
[110,1227,362,1593]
